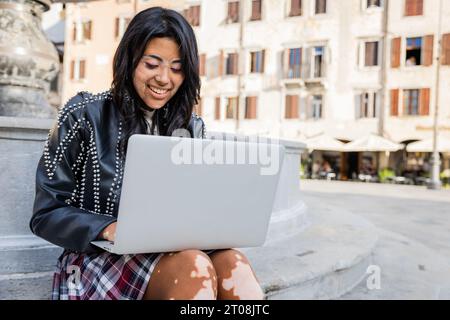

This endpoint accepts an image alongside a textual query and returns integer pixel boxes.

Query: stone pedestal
[208,132,309,243]
[0,0,59,118]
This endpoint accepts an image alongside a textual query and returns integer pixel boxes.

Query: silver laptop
[91,134,285,255]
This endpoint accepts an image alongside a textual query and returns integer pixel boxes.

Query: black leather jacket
[30,91,206,253]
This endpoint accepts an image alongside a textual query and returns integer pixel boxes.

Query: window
[365,41,379,67]
[245,96,257,119]
[226,97,238,119]
[250,0,262,21]
[227,1,239,23]
[367,0,381,8]
[250,50,265,73]
[405,36,434,66]
[391,88,429,116]
[215,97,221,120]
[406,37,422,66]
[403,88,430,116]
[184,5,201,26]
[115,16,131,39]
[308,95,323,120]
[225,52,239,75]
[355,92,379,119]
[313,46,325,77]
[289,0,302,16]
[285,95,299,119]
[315,0,327,14]
[405,0,423,16]
[403,89,420,115]
[73,20,92,42]
[287,48,302,78]
[70,59,86,81]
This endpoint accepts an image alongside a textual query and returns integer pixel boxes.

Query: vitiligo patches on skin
[192,279,215,300]
[190,254,213,278]
[221,261,264,300]
[188,254,216,300]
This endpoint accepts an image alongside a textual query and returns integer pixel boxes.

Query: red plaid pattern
[52,250,163,300]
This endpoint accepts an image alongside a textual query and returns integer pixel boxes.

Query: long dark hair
[111,7,200,155]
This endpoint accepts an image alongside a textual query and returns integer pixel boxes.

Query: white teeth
[150,86,168,95]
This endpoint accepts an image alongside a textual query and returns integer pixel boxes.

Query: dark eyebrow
[143,54,182,63]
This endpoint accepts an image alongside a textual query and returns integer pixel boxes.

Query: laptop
[91,134,285,254]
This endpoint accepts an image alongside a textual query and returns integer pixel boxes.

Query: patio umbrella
[406,137,450,153]
[305,133,345,152]
[343,133,404,152]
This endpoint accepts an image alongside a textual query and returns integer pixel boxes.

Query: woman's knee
[144,249,218,300]
[209,249,264,300]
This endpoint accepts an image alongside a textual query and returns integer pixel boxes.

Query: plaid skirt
[52,250,164,300]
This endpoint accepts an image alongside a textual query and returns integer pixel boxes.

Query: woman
[30,7,264,300]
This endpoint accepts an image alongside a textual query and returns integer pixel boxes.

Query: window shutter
[374,91,381,118]
[199,54,206,76]
[79,60,86,79]
[442,34,450,66]
[285,95,299,119]
[405,0,423,16]
[419,88,430,116]
[229,1,239,22]
[261,50,266,73]
[215,97,221,120]
[301,47,311,79]
[196,98,202,116]
[251,0,261,20]
[390,89,399,116]
[233,53,239,75]
[415,0,423,15]
[245,97,257,119]
[423,35,434,66]
[219,50,224,76]
[282,48,289,78]
[355,94,361,119]
[72,23,77,42]
[252,97,257,119]
[70,60,75,80]
[290,0,302,16]
[115,18,119,38]
[391,37,401,68]
[195,6,201,26]
[83,21,92,40]
[285,95,291,118]
[405,0,413,16]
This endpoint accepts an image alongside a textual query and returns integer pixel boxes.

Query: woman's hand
[100,222,117,241]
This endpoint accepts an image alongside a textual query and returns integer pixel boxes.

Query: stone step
[0,236,62,275]
[0,207,377,300]
[242,205,378,299]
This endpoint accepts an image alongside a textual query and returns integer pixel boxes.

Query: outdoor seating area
[300,133,450,188]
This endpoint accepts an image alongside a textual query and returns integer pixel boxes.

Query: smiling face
[133,37,185,110]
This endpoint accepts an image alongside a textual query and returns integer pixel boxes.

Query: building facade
[61,0,450,177]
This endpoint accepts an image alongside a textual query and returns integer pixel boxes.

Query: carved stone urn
[0,0,59,118]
